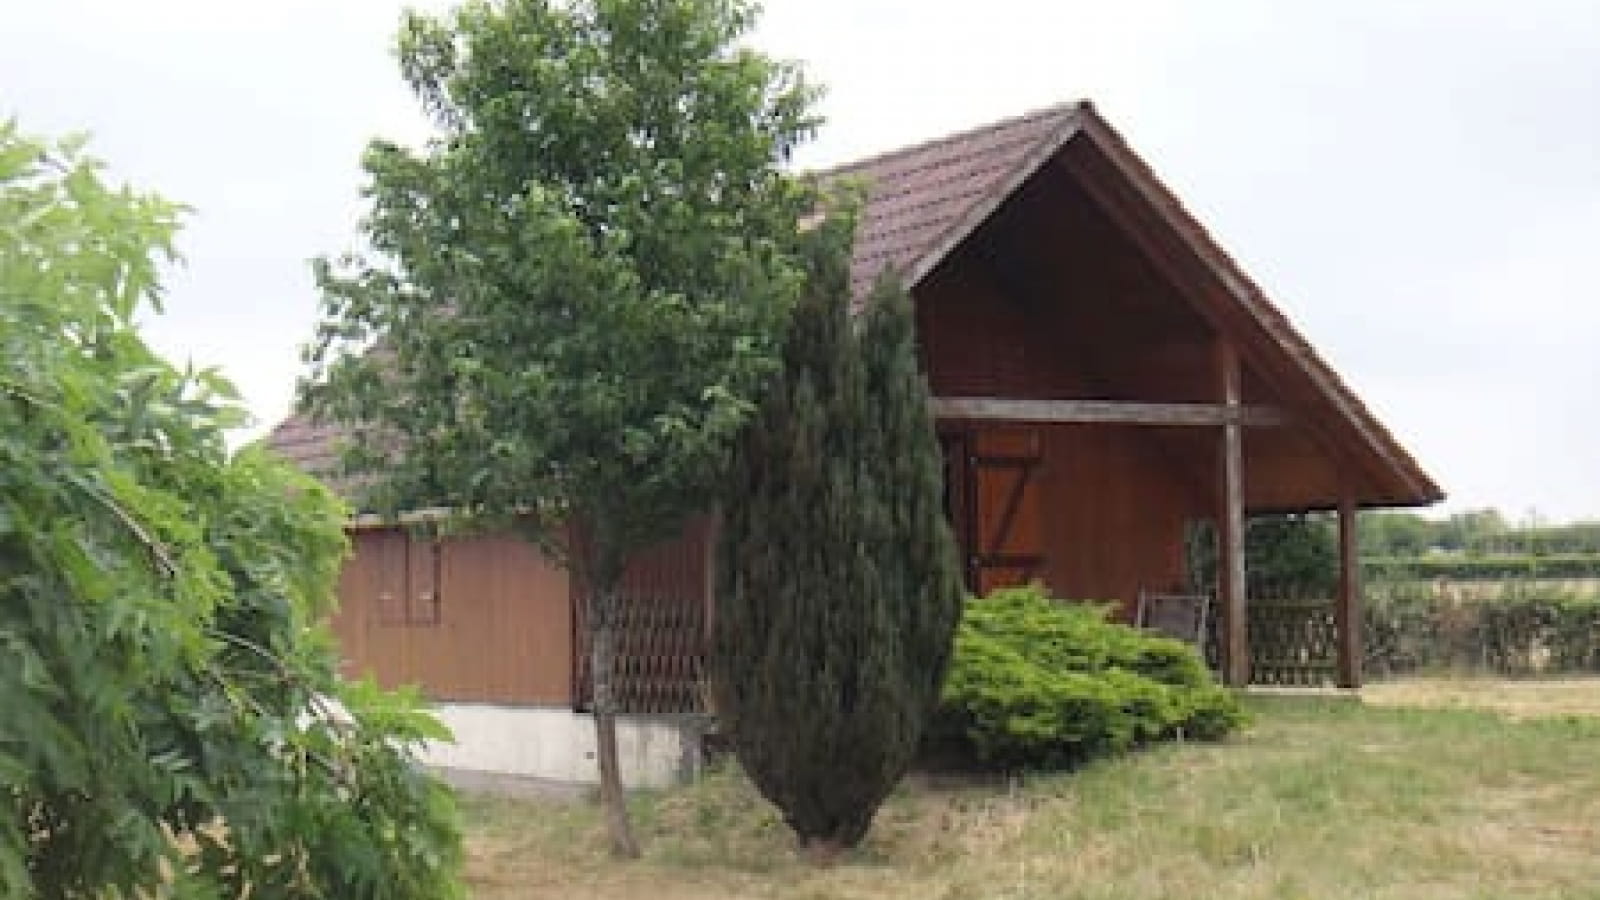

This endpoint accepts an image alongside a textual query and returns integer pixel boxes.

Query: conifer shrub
[713,211,963,857]
[930,586,1246,770]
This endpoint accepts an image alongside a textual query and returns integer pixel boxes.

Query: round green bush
[929,586,1247,770]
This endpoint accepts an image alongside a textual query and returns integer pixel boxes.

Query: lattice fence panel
[575,591,707,715]
[1248,597,1337,686]
[613,591,707,714]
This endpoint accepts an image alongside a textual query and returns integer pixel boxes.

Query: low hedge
[1365,585,1600,676]
[929,586,1246,770]
[1364,554,1600,582]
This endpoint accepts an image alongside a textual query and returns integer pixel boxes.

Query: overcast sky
[5,1,1598,521]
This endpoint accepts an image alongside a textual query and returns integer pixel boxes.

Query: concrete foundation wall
[422,703,702,790]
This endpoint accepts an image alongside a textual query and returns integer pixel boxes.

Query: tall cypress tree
[713,211,964,859]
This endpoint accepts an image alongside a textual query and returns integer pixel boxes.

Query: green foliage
[932,586,1246,770]
[300,0,823,856]
[1432,508,1510,554]
[1365,582,1600,677]
[1518,521,1600,556]
[713,215,965,852]
[1364,553,1600,581]
[1360,509,1600,558]
[0,123,461,897]
[301,0,820,575]
[1243,514,1337,597]
[1185,513,1337,600]
[1359,511,1436,557]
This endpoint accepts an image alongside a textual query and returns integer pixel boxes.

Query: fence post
[1336,492,1362,688]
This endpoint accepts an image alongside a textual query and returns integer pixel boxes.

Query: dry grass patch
[463,687,1600,899]
[1363,675,1600,719]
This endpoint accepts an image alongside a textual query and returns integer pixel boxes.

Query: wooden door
[943,427,1045,594]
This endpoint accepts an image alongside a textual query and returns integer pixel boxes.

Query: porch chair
[1134,588,1212,654]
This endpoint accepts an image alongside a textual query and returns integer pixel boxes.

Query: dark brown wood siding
[331,528,573,705]
[915,189,1219,618]
[916,258,1096,399]
[939,422,1205,619]
[1035,423,1206,617]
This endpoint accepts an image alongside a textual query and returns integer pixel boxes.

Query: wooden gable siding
[914,165,1230,407]
[332,528,573,705]
[913,149,1360,518]
[1056,130,1436,507]
[914,164,1236,613]
[916,259,1097,398]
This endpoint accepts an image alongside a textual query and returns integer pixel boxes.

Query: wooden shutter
[969,428,1045,594]
[373,529,441,626]
[408,537,442,625]
[374,529,410,625]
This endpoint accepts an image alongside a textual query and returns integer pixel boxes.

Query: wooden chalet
[267,100,1441,739]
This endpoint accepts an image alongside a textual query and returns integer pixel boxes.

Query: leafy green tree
[300,0,819,856]
[1245,514,1338,598]
[1360,511,1435,557]
[1437,508,1508,555]
[1532,520,1600,555]
[714,214,964,860]
[1,125,461,897]
[1186,513,1337,599]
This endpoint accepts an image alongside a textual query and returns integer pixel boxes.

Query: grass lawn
[462,679,1600,899]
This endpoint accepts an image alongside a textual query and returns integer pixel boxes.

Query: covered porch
[930,402,1364,689]
[868,105,1442,688]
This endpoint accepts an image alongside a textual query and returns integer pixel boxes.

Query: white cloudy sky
[5,1,1598,520]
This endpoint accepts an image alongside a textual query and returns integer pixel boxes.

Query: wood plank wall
[331,528,574,705]
[916,234,1214,616]
[1035,423,1206,618]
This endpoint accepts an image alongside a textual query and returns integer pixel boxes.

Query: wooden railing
[1248,597,1337,686]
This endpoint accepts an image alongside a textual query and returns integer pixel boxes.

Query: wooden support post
[1336,493,1362,689]
[1216,341,1249,687]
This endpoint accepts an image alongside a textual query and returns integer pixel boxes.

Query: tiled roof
[262,412,347,488]
[266,103,1089,485]
[821,101,1083,299]
[265,99,1439,506]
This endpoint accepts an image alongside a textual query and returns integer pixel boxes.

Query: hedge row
[1363,554,1600,582]
[1365,586,1600,677]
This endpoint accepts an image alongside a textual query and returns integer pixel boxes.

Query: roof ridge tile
[814,99,1086,180]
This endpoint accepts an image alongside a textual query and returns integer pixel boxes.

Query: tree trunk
[800,836,846,867]
[590,588,640,859]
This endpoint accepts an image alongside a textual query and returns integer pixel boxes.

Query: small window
[373,529,442,626]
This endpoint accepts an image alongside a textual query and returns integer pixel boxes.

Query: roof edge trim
[897,103,1089,290]
[1071,112,1443,504]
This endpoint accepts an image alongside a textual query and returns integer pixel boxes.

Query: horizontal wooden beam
[348,506,455,531]
[932,396,1288,427]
